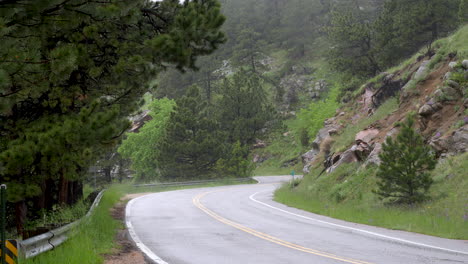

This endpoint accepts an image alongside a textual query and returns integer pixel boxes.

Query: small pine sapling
[375,116,436,204]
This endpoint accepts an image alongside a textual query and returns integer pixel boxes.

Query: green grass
[24,179,257,263]
[253,126,304,176]
[275,153,468,239]
[332,98,398,152]
[24,186,123,264]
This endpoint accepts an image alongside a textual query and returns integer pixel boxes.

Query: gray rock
[464,98,468,107]
[449,126,468,153]
[327,149,359,173]
[418,104,436,116]
[253,154,270,164]
[462,60,468,70]
[429,126,468,155]
[302,149,319,164]
[414,60,430,79]
[355,129,380,144]
[354,142,372,161]
[449,61,458,69]
[366,143,382,166]
[441,86,460,100]
[433,89,445,102]
[253,139,267,149]
[443,72,452,80]
[446,80,460,90]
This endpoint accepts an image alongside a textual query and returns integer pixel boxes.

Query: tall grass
[275,153,468,239]
[24,187,123,264]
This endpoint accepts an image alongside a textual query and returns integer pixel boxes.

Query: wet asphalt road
[126,176,468,264]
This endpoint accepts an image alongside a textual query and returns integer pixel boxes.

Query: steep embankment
[275,25,468,239]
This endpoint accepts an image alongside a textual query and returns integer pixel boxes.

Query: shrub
[375,116,436,204]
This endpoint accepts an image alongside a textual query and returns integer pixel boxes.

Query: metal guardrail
[19,190,105,259]
[133,178,253,188]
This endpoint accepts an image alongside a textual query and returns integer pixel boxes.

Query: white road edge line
[126,195,169,264]
[249,190,468,256]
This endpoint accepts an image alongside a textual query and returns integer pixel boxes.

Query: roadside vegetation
[275,22,468,239]
[24,178,256,263]
[276,153,468,239]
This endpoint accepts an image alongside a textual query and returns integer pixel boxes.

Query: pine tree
[158,86,225,180]
[217,70,276,145]
[460,0,468,24]
[326,9,382,77]
[215,141,254,178]
[375,117,436,204]
[0,0,225,234]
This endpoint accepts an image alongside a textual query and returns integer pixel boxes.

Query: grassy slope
[275,153,468,239]
[274,25,468,239]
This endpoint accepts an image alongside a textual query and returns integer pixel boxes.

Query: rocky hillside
[302,38,468,175]
[274,25,468,239]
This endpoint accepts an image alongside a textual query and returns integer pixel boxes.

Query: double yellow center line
[193,190,373,264]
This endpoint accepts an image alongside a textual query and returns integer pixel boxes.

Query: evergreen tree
[215,141,254,178]
[326,9,382,77]
[460,0,468,24]
[375,117,436,204]
[0,0,225,234]
[375,0,460,65]
[158,86,225,180]
[217,70,276,145]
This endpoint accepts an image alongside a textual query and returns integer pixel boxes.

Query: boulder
[430,126,468,155]
[449,126,468,153]
[355,129,380,144]
[253,139,267,149]
[433,89,445,102]
[441,86,460,100]
[253,154,270,164]
[301,149,319,173]
[446,80,460,90]
[449,61,458,69]
[443,72,452,80]
[366,143,382,166]
[327,149,359,173]
[354,141,372,161]
[464,98,468,108]
[462,60,468,70]
[418,104,436,116]
[414,60,430,79]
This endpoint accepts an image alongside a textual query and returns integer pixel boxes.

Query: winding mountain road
[126,176,468,264]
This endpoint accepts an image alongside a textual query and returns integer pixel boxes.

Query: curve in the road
[249,190,468,256]
[193,188,372,264]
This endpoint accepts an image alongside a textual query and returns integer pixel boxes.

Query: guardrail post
[1,184,6,264]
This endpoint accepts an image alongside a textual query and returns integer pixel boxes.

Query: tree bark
[58,174,69,205]
[15,200,27,237]
[67,181,83,205]
[103,166,112,183]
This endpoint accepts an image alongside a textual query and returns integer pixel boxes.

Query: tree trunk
[67,181,83,205]
[15,201,27,237]
[103,166,112,183]
[58,174,69,205]
[118,159,124,183]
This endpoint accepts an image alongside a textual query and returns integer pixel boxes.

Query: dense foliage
[0,0,225,234]
[327,0,462,78]
[157,86,225,179]
[118,99,175,182]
